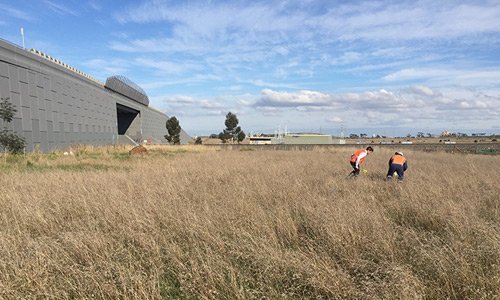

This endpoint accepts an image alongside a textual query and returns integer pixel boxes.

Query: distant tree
[218,132,227,143]
[220,112,244,143]
[237,130,246,143]
[164,116,181,145]
[0,97,25,154]
[194,136,203,144]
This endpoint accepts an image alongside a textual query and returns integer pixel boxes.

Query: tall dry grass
[0,146,499,299]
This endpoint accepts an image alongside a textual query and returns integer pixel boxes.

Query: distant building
[0,38,190,151]
[249,133,336,145]
[249,136,272,144]
[281,134,333,144]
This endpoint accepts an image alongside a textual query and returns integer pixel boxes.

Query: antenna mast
[21,27,25,48]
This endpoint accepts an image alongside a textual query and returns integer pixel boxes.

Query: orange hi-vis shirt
[390,154,406,165]
[350,149,368,167]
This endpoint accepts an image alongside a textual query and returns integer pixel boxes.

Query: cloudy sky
[1,0,499,136]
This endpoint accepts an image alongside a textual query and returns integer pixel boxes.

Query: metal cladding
[105,75,150,106]
[0,38,190,152]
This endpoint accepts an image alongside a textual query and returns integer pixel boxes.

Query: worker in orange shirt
[386,151,408,181]
[349,146,374,177]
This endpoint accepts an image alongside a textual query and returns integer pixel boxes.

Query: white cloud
[252,86,500,126]
[83,58,130,76]
[327,117,343,123]
[107,0,500,95]
[256,89,332,107]
[165,95,196,105]
[105,1,500,133]
[150,84,500,133]
[43,0,78,16]
[296,106,336,112]
[327,52,363,66]
[320,1,500,41]
[135,57,202,75]
[109,37,205,53]
[117,1,500,42]
[383,68,452,81]
[162,95,230,116]
[384,68,500,88]
[403,85,440,97]
[88,1,101,11]
[255,106,283,116]
[250,80,301,90]
[139,74,222,90]
[0,4,33,21]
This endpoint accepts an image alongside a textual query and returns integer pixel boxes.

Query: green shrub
[0,97,25,154]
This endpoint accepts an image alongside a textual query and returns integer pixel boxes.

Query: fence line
[202,143,499,154]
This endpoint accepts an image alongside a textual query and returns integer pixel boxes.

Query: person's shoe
[386,176,392,181]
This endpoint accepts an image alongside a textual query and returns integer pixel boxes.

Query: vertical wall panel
[21,106,32,130]
[47,120,54,143]
[18,68,28,84]
[40,132,48,151]
[45,98,52,123]
[39,107,47,132]
[23,131,33,151]
[8,66,19,93]
[32,119,40,143]
[0,76,9,98]
[0,61,8,78]
[19,82,29,108]
[28,71,37,97]
[30,96,40,120]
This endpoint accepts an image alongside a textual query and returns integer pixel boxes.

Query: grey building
[0,38,189,152]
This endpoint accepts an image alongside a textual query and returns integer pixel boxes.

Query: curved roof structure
[105,75,149,106]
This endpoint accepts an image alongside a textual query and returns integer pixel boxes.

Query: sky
[1,0,500,136]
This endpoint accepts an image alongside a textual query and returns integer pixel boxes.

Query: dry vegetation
[0,145,499,299]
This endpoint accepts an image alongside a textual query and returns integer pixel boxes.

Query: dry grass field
[0,145,499,299]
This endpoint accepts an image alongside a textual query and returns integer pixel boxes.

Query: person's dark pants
[387,164,405,180]
[350,161,360,176]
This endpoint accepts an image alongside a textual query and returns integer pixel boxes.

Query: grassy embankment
[0,145,499,299]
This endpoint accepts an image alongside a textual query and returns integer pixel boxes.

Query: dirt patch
[129,145,148,155]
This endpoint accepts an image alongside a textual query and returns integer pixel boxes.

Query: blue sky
[1,0,500,136]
